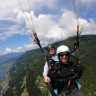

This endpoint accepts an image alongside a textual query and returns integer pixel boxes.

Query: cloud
[0,0,58,18]
[0,0,96,55]
[0,20,26,40]
[14,9,68,43]
[80,0,96,4]
[3,8,96,55]
[4,43,39,54]
[81,18,96,35]
[5,48,12,53]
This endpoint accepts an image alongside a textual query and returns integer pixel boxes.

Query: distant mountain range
[0,52,25,68]
[3,35,96,96]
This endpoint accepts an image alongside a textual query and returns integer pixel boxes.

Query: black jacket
[48,60,83,91]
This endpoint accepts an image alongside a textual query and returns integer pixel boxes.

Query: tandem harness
[47,58,79,95]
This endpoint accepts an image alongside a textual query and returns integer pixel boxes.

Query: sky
[0,0,96,55]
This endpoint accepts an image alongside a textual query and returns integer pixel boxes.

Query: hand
[76,64,82,72]
[44,76,51,83]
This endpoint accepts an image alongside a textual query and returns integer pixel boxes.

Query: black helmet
[46,44,55,51]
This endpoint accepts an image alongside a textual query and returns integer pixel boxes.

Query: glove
[76,64,82,72]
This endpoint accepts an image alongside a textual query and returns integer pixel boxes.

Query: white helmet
[57,45,70,54]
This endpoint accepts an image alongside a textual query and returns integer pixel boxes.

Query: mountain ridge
[3,35,96,96]
[0,52,25,68]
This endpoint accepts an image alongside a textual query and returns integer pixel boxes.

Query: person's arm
[72,63,83,80]
[76,63,83,79]
[43,62,51,83]
[43,62,49,76]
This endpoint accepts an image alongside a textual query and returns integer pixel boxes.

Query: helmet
[46,44,55,51]
[57,45,70,55]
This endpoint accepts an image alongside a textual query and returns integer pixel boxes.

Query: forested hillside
[4,35,96,96]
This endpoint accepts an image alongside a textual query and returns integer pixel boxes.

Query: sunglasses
[59,53,69,57]
[48,48,55,51]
